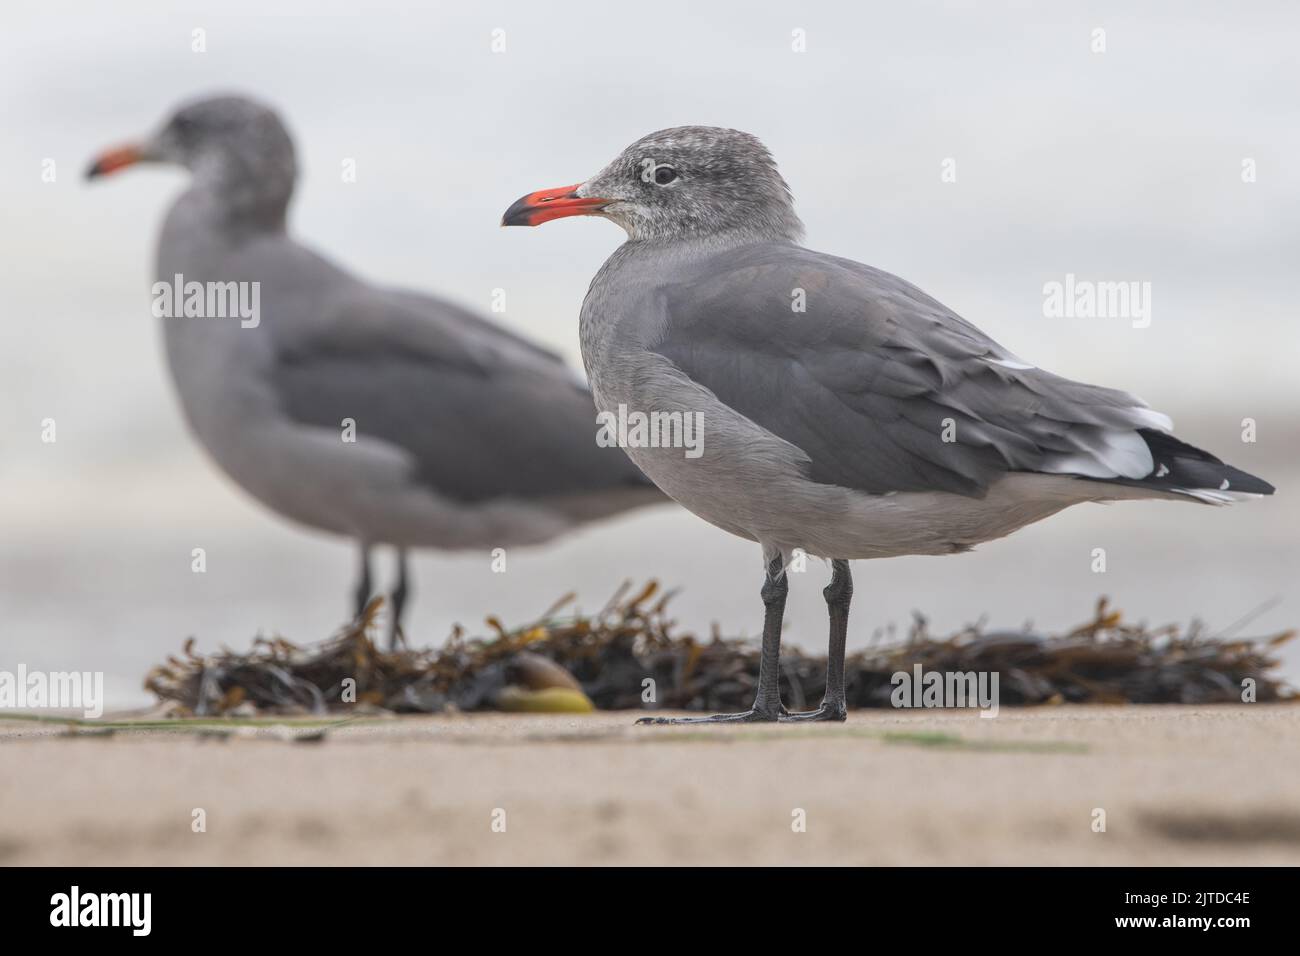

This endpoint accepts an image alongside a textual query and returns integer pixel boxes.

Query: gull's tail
[1087,429,1276,504]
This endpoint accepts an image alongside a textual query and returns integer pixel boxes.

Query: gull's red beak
[85,143,145,180]
[501,183,608,227]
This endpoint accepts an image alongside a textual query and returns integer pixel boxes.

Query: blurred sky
[2,1,1298,704]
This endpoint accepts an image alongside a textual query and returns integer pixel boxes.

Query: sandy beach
[3,704,1298,866]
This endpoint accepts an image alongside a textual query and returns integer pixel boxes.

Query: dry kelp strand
[145,585,1295,716]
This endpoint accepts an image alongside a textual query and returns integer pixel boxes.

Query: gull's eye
[654,165,678,185]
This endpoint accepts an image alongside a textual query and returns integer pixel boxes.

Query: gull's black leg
[781,559,851,722]
[637,551,787,725]
[353,544,373,620]
[389,548,410,650]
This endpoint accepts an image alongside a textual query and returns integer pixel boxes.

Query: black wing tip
[1229,472,1276,496]
[1135,429,1275,496]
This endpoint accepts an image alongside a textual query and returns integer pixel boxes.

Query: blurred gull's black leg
[353,544,373,620]
[389,548,410,650]
[781,559,850,722]
[637,553,787,725]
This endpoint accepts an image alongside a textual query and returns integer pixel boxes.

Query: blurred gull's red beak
[501,183,608,226]
[85,143,145,180]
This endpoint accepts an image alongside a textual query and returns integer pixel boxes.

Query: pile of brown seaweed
[145,581,1296,716]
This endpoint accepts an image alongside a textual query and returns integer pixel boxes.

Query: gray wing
[273,280,654,504]
[651,243,1169,497]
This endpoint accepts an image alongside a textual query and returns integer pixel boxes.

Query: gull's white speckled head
[503,126,804,244]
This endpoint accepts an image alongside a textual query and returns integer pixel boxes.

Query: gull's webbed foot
[777,703,847,723]
[635,707,781,725]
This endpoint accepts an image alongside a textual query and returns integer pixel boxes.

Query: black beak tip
[500,196,533,228]
[84,161,104,181]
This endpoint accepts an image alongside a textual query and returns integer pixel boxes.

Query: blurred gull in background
[86,94,664,645]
